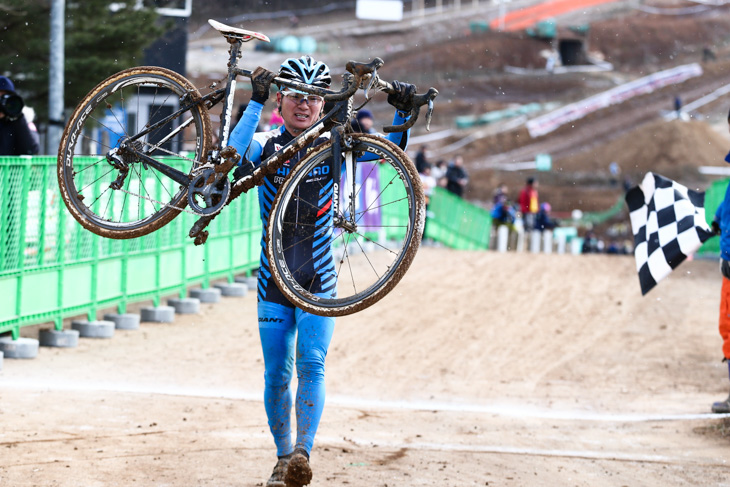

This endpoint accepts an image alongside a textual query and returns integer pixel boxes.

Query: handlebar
[235,57,438,131]
[377,81,439,133]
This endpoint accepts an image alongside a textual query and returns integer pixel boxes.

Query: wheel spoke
[351,233,381,279]
[270,136,421,315]
[60,69,208,234]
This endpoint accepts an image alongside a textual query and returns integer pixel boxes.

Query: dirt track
[2,248,730,486]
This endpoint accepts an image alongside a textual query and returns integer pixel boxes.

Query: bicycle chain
[115,186,224,217]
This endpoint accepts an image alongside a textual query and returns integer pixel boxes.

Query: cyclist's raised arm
[384,80,417,151]
[229,66,278,163]
[229,101,265,163]
[385,109,411,151]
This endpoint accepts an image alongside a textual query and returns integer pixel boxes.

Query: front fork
[331,127,358,233]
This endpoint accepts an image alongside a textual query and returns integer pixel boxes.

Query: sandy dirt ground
[2,248,730,486]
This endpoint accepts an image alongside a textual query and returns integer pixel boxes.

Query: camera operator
[0,76,40,156]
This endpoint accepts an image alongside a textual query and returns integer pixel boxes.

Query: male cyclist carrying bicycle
[228,56,417,487]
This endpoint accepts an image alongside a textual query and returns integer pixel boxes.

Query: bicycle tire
[57,66,212,239]
[266,133,425,317]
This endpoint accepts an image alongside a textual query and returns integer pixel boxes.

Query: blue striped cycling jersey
[229,100,409,307]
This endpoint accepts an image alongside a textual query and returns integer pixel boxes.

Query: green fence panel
[377,164,491,249]
[698,178,728,256]
[1,155,496,340]
[0,156,262,339]
[425,187,491,250]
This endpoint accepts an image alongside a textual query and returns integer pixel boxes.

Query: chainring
[187,168,230,216]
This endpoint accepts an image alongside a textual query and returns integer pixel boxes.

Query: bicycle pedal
[189,216,212,238]
[194,230,209,246]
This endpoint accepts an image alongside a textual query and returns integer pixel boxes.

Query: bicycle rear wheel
[267,133,425,317]
[57,66,212,239]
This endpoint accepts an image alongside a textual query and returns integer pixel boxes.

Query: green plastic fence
[0,157,491,341]
[424,187,492,250]
[576,195,626,226]
[376,164,491,249]
[0,155,262,340]
[698,178,728,256]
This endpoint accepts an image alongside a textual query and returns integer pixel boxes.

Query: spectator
[415,145,429,174]
[708,105,730,414]
[535,202,557,231]
[493,183,508,205]
[268,107,284,130]
[445,155,468,197]
[431,159,447,187]
[609,161,620,187]
[22,106,40,149]
[674,95,682,118]
[491,192,516,229]
[419,163,437,204]
[622,175,633,193]
[605,240,626,255]
[519,177,539,231]
[0,76,40,156]
[351,108,376,134]
[581,231,600,254]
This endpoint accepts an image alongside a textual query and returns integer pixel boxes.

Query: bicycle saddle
[208,19,270,43]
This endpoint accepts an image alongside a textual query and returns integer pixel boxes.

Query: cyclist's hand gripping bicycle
[57,19,438,316]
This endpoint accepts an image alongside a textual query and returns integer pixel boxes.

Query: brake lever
[425,99,434,132]
[364,71,377,100]
[380,83,438,133]
[411,88,439,132]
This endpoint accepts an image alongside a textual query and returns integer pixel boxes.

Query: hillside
[186,0,730,233]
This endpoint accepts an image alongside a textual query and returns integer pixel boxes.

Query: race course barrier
[526,63,703,138]
[1,157,490,342]
[0,156,261,340]
[425,187,492,250]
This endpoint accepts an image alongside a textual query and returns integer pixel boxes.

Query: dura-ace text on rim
[57,67,211,239]
[266,133,425,317]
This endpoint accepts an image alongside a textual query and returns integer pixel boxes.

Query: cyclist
[228,55,416,487]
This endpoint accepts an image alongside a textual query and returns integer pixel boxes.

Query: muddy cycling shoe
[266,454,292,487]
[284,448,312,487]
[711,392,730,414]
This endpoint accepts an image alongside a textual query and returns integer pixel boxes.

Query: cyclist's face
[277,90,323,134]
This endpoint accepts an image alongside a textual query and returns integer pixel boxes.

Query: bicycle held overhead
[57,19,438,317]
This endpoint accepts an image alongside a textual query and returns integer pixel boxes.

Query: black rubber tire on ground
[266,133,425,317]
[57,66,212,239]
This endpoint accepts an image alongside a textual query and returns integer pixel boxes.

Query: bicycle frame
[107,27,435,245]
[119,34,356,189]
[57,19,437,315]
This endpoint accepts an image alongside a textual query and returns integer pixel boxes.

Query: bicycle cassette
[187,168,230,216]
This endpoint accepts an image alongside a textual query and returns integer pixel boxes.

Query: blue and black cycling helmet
[278,55,331,89]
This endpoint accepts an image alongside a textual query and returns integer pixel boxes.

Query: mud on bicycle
[57,19,438,316]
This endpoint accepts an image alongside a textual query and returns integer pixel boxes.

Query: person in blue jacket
[535,202,558,232]
[228,56,416,487]
[710,108,730,414]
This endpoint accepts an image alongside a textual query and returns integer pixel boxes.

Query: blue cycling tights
[257,301,335,457]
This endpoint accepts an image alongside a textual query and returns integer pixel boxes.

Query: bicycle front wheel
[57,66,212,239]
[267,133,425,317]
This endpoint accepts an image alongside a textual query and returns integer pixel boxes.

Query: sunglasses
[282,90,324,106]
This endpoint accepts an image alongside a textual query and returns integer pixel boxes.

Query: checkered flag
[625,172,714,295]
